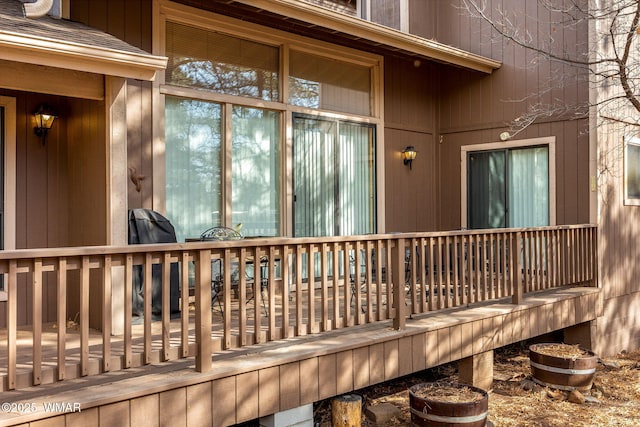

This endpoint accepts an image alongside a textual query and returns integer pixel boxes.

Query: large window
[466,145,550,229]
[161,12,381,239]
[624,136,640,204]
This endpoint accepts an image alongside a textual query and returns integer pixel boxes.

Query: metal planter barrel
[529,343,598,392]
[409,382,489,427]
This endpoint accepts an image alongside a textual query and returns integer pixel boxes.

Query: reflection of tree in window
[231,107,280,236]
[165,97,222,241]
[170,60,278,101]
[165,22,280,102]
[289,77,320,109]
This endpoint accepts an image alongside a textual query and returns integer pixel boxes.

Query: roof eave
[229,0,501,73]
[0,31,168,81]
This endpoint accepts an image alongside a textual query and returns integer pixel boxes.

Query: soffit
[172,0,501,74]
[0,0,167,81]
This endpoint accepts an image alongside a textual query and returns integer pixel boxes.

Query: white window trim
[623,135,640,206]
[152,0,386,235]
[0,96,16,251]
[460,136,557,229]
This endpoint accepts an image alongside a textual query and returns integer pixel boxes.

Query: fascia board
[0,30,168,81]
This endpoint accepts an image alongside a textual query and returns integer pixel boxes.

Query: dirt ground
[313,342,640,426]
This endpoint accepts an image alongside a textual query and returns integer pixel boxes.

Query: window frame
[460,136,556,229]
[623,136,640,206]
[153,0,385,237]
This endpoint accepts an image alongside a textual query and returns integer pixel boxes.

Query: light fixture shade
[402,146,417,169]
[34,104,57,142]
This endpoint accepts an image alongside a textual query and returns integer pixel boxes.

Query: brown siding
[408,0,437,40]
[433,0,590,229]
[70,0,154,210]
[383,57,438,232]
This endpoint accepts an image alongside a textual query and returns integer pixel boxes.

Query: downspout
[22,0,54,18]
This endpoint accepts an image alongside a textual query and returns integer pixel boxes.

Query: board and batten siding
[70,0,155,211]
[432,0,591,230]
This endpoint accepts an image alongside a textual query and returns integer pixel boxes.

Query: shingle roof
[0,0,166,80]
[1,1,151,54]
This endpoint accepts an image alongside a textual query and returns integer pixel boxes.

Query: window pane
[165,96,222,242]
[338,122,376,235]
[232,107,280,236]
[293,116,376,237]
[289,50,371,115]
[166,22,279,101]
[508,147,549,227]
[468,151,506,229]
[626,142,640,199]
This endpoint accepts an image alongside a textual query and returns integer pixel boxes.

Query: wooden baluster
[238,247,248,346]
[143,253,152,364]
[195,249,212,372]
[253,247,263,344]
[57,257,67,380]
[332,242,341,328]
[296,244,304,335]
[162,252,171,361]
[321,243,329,331]
[393,238,405,330]
[124,254,133,367]
[308,243,317,333]
[180,252,190,358]
[282,245,291,338]
[7,259,17,389]
[32,258,42,385]
[512,232,523,305]
[354,241,363,325]
[103,255,112,372]
[343,242,352,326]
[223,248,232,349]
[80,256,90,375]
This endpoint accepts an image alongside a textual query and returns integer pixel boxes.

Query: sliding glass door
[468,146,549,229]
[293,115,376,237]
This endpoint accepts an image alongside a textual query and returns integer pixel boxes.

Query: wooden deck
[0,286,600,427]
[0,225,598,426]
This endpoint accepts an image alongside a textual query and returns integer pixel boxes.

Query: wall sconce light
[402,146,417,169]
[34,104,57,144]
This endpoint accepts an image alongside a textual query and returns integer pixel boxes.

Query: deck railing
[0,225,596,389]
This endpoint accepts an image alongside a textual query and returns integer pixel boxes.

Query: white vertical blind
[508,147,549,227]
[231,106,280,236]
[293,116,376,237]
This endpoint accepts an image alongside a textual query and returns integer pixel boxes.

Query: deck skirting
[0,287,600,427]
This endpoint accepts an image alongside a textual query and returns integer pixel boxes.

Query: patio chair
[200,226,244,314]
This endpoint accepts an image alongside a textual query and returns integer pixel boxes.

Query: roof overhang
[0,30,167,81]
[227,0,501,74]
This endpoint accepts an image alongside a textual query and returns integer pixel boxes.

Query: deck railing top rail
[0,224,597,261]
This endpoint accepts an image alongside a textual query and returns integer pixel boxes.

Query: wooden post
[332,394,362,427]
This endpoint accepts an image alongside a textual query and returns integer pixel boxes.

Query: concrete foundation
[259,403,313,427]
